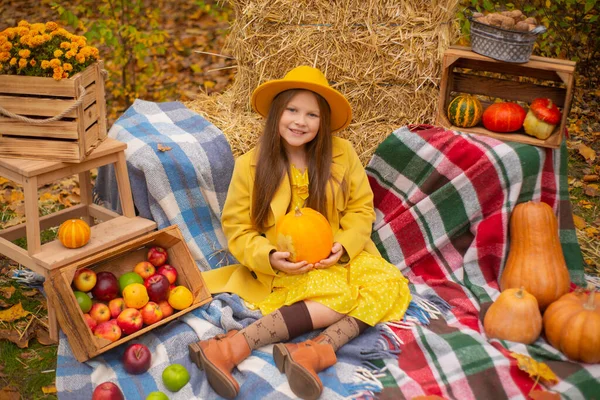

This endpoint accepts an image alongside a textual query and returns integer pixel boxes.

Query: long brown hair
[252,89,333,232]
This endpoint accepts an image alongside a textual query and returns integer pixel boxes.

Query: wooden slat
[0,137,126,177]
[0,75,77,97]
[0,236,42,273]
[451,73,568,106]
[0,204,87,242]
[83,123,101,156]
[0,136,80,162]
[0,117,79,139]
[83,99,99,130]
[32,216,157,269]
[95,61,108,140]
[88,203,121,222]
[0,88,96,119]
[453,58,564,82]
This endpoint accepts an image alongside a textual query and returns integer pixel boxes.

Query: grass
[0,281,58,400]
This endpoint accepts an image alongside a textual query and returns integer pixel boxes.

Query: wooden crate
[436,46,576,148]
[0,61,107,162]
[43,225,212,362]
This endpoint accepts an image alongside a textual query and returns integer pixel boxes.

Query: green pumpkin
[447,94,483,128]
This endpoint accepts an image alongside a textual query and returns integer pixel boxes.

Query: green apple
[146,392,169,400]
[162,364,190,392]
[74,291,92,313]
[118,272,144,293]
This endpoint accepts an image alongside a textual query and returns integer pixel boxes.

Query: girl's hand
[270,251,313,275]
[314,242,345,269]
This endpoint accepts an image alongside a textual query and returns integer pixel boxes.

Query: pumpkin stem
[516,286,525,298]
[584,290,597,311]
[294,206,303,217]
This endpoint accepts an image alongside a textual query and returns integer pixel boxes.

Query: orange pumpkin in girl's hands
[276,207,334,264]
[58,219,91,249]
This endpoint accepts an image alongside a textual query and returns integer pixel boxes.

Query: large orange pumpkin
[543,290,600,363]
[500,201,570,309]
[276,207,333,264]
[58,219,91,249]
[483,287,542,344]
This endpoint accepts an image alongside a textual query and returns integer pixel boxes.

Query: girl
[193,66,411,400]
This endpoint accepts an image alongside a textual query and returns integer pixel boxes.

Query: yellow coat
[202,137,380,304]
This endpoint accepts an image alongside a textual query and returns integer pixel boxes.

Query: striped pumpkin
[447,94,483,128]
[58,219,91,249]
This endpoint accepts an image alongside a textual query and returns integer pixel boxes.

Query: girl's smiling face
[278,90,321,151]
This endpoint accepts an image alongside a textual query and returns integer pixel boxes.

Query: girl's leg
[273,311,370,400]
[189,301,323,399]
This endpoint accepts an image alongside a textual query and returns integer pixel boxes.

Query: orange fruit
[168,286,193,310]
[122,283,149,309]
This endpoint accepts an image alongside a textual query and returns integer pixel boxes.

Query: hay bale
[186,0,460,164]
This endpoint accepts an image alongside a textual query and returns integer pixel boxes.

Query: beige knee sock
[318,316,369,351]
[239,301,314,350]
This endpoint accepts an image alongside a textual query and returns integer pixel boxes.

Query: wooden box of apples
[43,225,212,362]
[436,46,576,148]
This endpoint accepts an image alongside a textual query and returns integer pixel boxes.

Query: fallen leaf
[572,180,584,188]
[511,353,559,387]
[157,143,172,152]
[0,386,20,400]
[584,187,599,197]
[42,385,57,394]
[529,390,561,400]
[578,144,596,162]
[0,303,30,322]
[21,289,39,297]
[0,299,9,308]
[0,328,31,348]
[0,286,16,299]
[35,325,55,346]
[583,175,599,182]
[585,227,599,236]
[572,214,587,230]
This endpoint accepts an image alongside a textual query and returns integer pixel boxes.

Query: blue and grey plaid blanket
[56,101,438,399]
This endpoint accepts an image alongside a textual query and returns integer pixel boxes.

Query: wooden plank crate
[436,46,576,148]
[0,61,108,162]
[44,226,212,362]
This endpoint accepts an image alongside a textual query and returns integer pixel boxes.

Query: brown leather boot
[188,330,251,399]
[272,335,337,400]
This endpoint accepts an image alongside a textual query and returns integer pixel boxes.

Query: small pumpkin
[482,102,527,133]
[447,94,483,128]
[58,219,91,249]
[523,98,561,140]
[484,287,542,344]
[500,201,570,309]
[543,290,600,363]
[276,207,333,264]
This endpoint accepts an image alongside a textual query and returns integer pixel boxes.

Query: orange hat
[251,66,352,133]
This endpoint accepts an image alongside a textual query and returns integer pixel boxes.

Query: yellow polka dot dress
[256,165,411,326]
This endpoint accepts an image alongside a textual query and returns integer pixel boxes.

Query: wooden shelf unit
[0,138,157,341]
[436,46,576,148]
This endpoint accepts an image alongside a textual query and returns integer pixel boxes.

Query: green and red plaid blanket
[366,125,599,399]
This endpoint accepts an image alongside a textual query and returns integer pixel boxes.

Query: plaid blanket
[94,99,237,270]
[367,125,599,399]
[57,102,437,399]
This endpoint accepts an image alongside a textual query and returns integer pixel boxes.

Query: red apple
[144,274,171,303]
[158,300,174,319]
[92,271,119,301]
[108,297,126,319]
[94,320,122,342]
[140,301,163,325]
[89,303,111,323]
[92,382,124,400]
[147,246,168,267]
[122,343,152,375]
[116,308,143,335]
[83,313,97,332]
[157,264,177,285]
[73,268,97,292]
[133,261,156,279]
